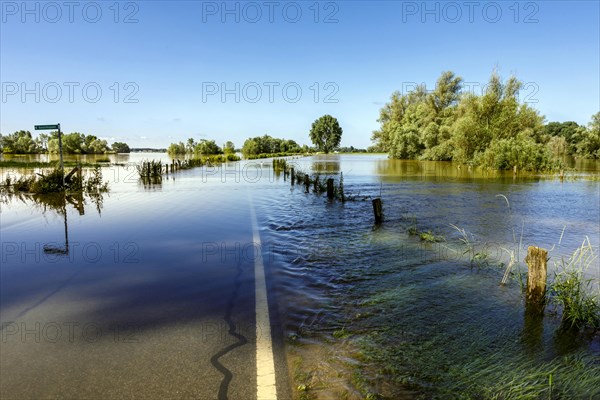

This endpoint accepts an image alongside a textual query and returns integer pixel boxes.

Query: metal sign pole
[57,123,65,188]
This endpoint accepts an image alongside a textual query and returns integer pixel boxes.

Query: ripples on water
[252,155,600,398]
[2,154,599,398]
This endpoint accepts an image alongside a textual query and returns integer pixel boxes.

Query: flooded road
[1,154,599,399]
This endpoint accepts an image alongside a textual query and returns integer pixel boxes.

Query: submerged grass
[350,267,600,399]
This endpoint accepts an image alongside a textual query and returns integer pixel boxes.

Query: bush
[31,169,65,193]
[476,134,559,171]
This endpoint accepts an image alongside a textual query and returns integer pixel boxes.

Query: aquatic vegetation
[136,160,163,180]
[272,158,289,171]
[1,166,108,194]
[548,238,600,330]
[352,275,600,399]
[418,231,445,243]
[83,166,109,192]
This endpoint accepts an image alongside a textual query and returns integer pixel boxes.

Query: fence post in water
[525,246,548,312]
[304,174,310,192]
[372,198,383,224]
[327,178,334,199]
[291,168,295,185]
[76,163,82,183]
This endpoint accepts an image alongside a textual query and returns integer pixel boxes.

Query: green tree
[373,70,551,170]
[573,112,600,159]
[187,138,196,153]
[241,138,260,157]
[193,139,222,156]
[544,121,580,154]
[241,135,303,157]
[309,115,343,153]
[0,131,42,154]
[223,141,236,155]
[167,142,186,155]
[111,142,131,153]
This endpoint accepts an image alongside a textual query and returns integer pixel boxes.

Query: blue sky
[1,1,599,149]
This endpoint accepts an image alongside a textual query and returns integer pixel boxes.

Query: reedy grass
[1,166,108,194]
[547,237,600,330]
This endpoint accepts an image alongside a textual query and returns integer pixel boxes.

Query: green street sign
[35,124,59,130]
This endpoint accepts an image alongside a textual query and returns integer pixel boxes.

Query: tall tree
[309,115,343,153]
[223,141,235,154]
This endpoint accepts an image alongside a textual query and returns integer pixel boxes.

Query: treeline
[0,130,131,154]
[241,135,308,157]
[167,138,239,160]
[372,71,600,170]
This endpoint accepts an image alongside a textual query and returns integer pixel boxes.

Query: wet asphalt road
[0,189,291,399]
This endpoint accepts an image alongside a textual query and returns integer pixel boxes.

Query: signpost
[35,123,64,187]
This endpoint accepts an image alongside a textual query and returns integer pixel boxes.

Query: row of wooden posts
[288,166,337,199]
[139,159,215,180]
[274,159,548,313]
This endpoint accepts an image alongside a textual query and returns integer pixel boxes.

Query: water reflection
[1,191,105,257]
[375,159,530,182]
[311,154,341,174]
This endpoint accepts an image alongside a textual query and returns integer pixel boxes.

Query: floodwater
[1,154,599,399]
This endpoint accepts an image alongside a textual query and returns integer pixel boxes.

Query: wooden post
[76,163,82,183]
[290,168,295,185]
[372,198,383,224]
[327,178,334,199]
[525,246,548,310]
[304,174,310,192]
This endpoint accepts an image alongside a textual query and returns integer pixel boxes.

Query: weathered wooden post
[290,168,295,185]
[304,174,310,192]
[76,163,82,183]
[372,198,383,224]
[525,246,548,312]
[327,178,334,199]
